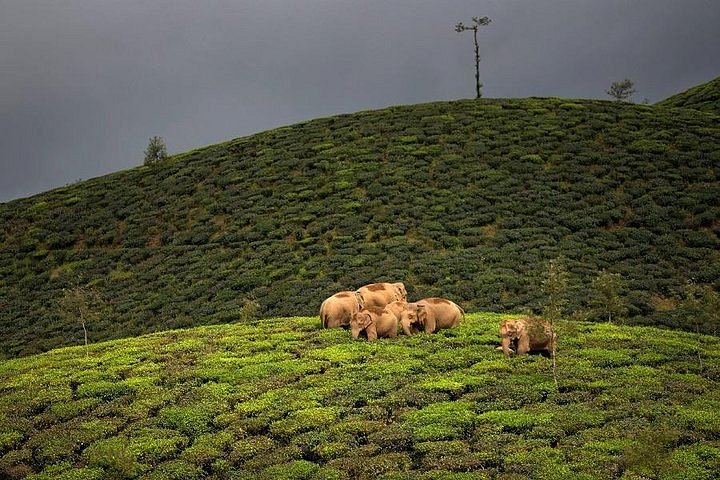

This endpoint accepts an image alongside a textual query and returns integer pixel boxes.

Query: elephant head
[399,303,423,335]
[351,311,377,341]
[499,319,525,357]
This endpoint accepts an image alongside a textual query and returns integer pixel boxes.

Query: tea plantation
[656,76,720,114]
[1,313,719,479]
[1,81,720,358]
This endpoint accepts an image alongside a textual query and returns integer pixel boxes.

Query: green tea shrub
[142,459,202,480]
[312,440,354,462]
[269,407,343,440]
[228,436,275,465]
[25,463,105,480]
[81,436,144,478]
[0,430,22,452]
[257,459,320,480]
[414,471,490,480]
[158,404,217,438]
[76,380,135,401]
[180,430,234,468]
[502,444,572,479]
[477,409,553,433]
[414,440,470,457]
[576,348,634,368]
[366,424,413,452]
[127,428,188,465]
[239,444,303,471]
[402,401,477,441]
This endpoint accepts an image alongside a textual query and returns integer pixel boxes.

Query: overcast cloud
[1,0,719,202]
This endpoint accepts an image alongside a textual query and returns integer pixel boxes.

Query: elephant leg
[502,337,513,357]
[366,323,378,342]
[401,319,414,336]
[517,335,530,355]
[424,317,436,334]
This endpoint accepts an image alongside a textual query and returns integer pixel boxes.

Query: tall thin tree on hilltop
[455,16,491,99]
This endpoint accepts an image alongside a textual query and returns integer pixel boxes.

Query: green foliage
[81,436,144,478]
[589,270,627,323]
[144,136,168,165]
[656,75,720,114]
[159,405,217,438]
[606,78,636,102]
[0,312,712,478]
[1,97,720,357]
[541,258,569,323]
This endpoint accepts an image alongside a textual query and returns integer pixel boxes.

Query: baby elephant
[403,297,464,334]
[350,307,399,341]
[499,317,557,358]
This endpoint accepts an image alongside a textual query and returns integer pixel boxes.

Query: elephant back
[320,290,363,328]
[357,282,405,308]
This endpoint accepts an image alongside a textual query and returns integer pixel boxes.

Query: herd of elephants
[319,282,557,357]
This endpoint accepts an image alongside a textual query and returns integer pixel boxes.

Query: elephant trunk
[502,337,513,357]
[351,326,361,340]
[401,318,413,336]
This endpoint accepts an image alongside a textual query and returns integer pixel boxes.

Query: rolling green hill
[1,96,719,358]
[1,314,719,479]
[656,75,720,114]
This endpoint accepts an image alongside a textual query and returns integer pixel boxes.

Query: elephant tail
[319,301,328,329]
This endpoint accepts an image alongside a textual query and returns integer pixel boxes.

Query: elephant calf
[350,307,399,341]
[401,297,464,335]
[499,317,557,358]
[319,291,364,329]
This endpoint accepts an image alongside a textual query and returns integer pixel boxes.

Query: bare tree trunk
[550,321,558,389]
[552,340,558,389]
[81,313,88,357]
[696,321,703,373]
[473,27,481,99]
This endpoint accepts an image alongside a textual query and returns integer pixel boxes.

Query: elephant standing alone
[499,317,556,357]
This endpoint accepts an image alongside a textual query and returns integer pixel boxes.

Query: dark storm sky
[1,0,719,202]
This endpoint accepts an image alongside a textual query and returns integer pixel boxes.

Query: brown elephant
[499,317,557,357]
[356,282,407,308]
[402,297,464,334]
[319,291,364,328]
[350,307,399,341]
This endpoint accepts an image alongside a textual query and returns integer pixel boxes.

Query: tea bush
[13,313,702,477]
[2,95,719,358]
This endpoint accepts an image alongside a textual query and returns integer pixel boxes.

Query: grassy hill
[1,96,720,358]
[1,314,719,479]
[656,75,720,114]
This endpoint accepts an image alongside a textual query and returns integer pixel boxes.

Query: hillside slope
[1,97,720,357]
[1,314,719,479]
[657,75,720,114]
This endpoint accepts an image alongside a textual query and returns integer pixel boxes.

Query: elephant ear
[393,282,407,301]
[515,319,528,337]
[359,312,373,329]
[500,319,518,338]
[355,291,365,310]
